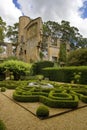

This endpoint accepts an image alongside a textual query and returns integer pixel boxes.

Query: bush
[31,61,54,75]
[20,75,44,80]
[1,87,6,92]
[67,48,87,66]
[0,60,31,80]
[0,120,6,130]
[13,92,39,102]
[42,66,87,84]
[40,95,78,108]
[36,105,49,118]
[0,81,28,89]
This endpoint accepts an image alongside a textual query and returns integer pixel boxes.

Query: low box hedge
[40,95,79,108]
[13,92,39,102]
[48,90,73,100]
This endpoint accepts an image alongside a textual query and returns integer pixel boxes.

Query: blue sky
[13,0,20,9]
[13,0,87,19]
[79,1,87,19]
[1,0,87,38]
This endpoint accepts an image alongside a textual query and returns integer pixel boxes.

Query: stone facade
[0,42,16,60]
[16,16,43,62]
[0,16,70,63]
[17,16,70,63]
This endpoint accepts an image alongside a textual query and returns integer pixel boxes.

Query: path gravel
[0,90,87,130]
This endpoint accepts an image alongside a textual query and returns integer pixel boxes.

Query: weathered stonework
[0,16,70,63]
[0,42,16,60]
[17,16,70,63]
[17,16,43,62]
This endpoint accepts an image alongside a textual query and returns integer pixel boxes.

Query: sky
[0,0,87,38]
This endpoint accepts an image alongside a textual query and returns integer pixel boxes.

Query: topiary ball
[36,105,49,118]
[1,87,6,92]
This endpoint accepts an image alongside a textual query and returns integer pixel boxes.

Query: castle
[0,16,70,63]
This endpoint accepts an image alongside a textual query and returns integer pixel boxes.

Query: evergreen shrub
[42,66,87,84]
[31,61,54,75]
[0,120,6,130]
[1,87,6,92]
[36,105,49,117]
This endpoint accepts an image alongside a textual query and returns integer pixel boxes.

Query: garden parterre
[13,81,87,108]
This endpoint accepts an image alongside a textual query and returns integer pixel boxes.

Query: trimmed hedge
[31,61,54,75]
[13,81,87,108]
[1,87,6,92]
[13,85,79,108]
[40,95,78,108]
[80,94,87,103]
[13,92,39,102]
[48,90,73,100]
[42,66,87,84]
[0,81,29,89]
[36,105,49,118]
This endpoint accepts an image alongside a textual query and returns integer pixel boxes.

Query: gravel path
[0,91,87,130]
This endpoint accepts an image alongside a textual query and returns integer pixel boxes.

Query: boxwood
[42,66,87,84]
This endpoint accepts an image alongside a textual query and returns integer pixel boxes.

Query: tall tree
[43,21,61,38]
[0,17,6,42]
[6,23,19,43]
[59,43,67,65]
[43,20,87,49]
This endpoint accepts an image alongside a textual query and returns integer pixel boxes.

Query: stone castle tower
[16,16,70,63]
[16,16,43,62]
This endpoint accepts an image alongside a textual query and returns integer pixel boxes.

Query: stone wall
[17,16,43,62]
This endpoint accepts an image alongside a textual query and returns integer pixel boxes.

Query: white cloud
[0,0,22,25]
[17,0,87,37]
[0,0,87,37]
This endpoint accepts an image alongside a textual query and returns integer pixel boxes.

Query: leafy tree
[0,46,5,53]
[6,23,19,43]
[59,42,66,65]
[43,20,87,49]
[0,60,31,80]
[0,17,6,42]
[77,37,87,48]
[43,21,61,37]
[67,48,87,66]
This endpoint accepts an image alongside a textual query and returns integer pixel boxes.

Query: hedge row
[40,95,78,108]
[48,90,73,100]
[13,90,79,108]
[0,81,29,89]
[71,90,87,103]
[31,61,54,75]
[42,66,87,84]
[13,92,39,102]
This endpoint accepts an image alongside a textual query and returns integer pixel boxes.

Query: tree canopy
[6,23,18,43]
[67,48,87,66]
[0,16,87,49]
[43,20,87,49]
[0,17,6,42]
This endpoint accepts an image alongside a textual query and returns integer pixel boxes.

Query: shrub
[80,94,87,103]
[0,81,28,89]
[31,61,54,75]
[40,95,78,108]
[42,66,87,84]
[36,105,49,118]
[20,75,44,80]
[0,120,6,130]
[67,48,87,66]
[13,92,39,102]
[1,87,6,92]
[0,60,31,80]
